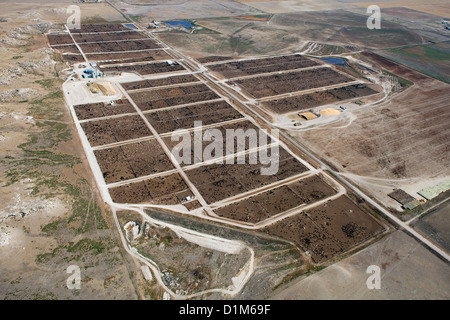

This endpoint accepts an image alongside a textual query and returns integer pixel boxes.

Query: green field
[380,41,450,83]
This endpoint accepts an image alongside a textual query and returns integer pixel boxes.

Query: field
[99,61,186,76]
[289,52,450,210]
[122,74,200,91]
[144,100,244,134]
[263,195,385,263]
[381,41,450,83]
[86,50,172,63]
[207,54,319,78]
[129,83,221,111]
[262,84,379,114]
[215,175,337,223]
[228,67,354,99]
[80,115,152,147]
[94,139,175,184]
[74,99,136,120]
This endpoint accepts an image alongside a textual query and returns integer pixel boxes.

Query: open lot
[215,175,337,223]
[109,173,191,205]
[208,54,319,78]
[86,50,172,63]
[262,84,379,114]
[289,52,450,209]
[73,31,148,43]
[263,195,385,263]
[122,74,200,91]
[74,99,136,120]
[186,150,309,205]
[161,119,273,165]
[99,61,186,76]
[94,139,175,184]
[228,67,354,99]
[80,114,152,147]
[144,100,244,134]
[79,39,161,53]
[130,83,221,111]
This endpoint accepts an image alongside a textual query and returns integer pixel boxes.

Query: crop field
[74,99,136,120]
[80,115,152,147]
[207,54,319,78]
[263,195,385,263]
[129,83,221,111]
[227,67,354,99]
[94,139,175,184]
[262,84,379,114]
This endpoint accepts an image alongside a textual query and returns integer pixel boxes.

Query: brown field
[80,114,152,147]
[47,34,74,46]
[130,83,221,111]
[94,139,175,184]
[99,61,185,76]
[74,99,136,120]
[70,23,131,33]
[122,74,200,91]
[51,44,81,54]
[161,119,275,166]
[85,50,170,63]
[72,31,148,43]
[196,56,235,64]
[78,39,161,53]
[262,84,379,114]
[215,175,337,223]
[290,52,450,207]
[208,54,319,78]
[145,100,244,134]
[61,54,85,63]
[109,173,191,205]
[186,150,308,205]
[263,195,385,263]
[228,67,354,99]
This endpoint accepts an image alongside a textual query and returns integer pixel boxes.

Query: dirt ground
[263,84,379,114]
[215,175,337,223]
[0,3,142,300]
[263,195,385,263]
[228,67,353,99]
[271,229,450,299]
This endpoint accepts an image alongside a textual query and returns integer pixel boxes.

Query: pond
[165,20,194,28]
[320,57,348,66]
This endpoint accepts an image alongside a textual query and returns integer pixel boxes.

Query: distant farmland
[380,42,450,83]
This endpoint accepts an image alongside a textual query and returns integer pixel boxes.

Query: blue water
[125,23,138,30]
[320,57,347,66]
[165,20,194,28]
